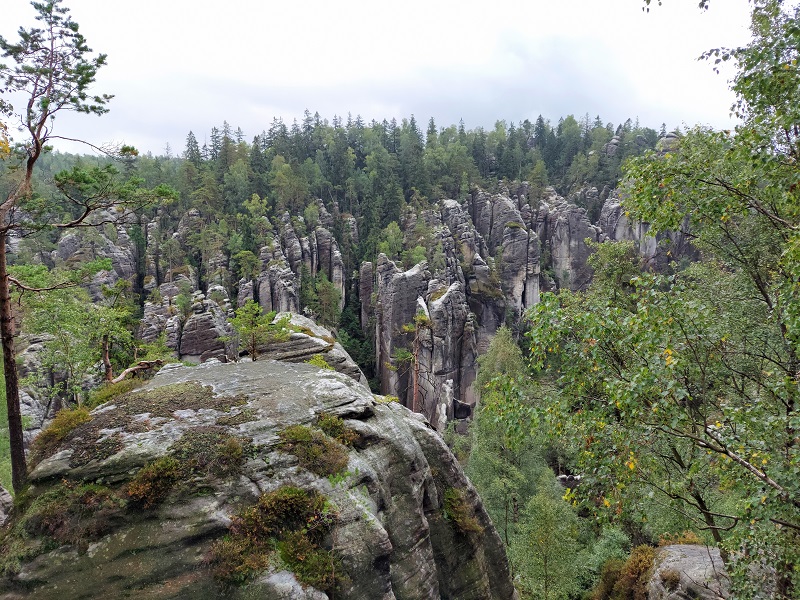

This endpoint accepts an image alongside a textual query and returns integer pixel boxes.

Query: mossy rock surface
[3,361,517,600]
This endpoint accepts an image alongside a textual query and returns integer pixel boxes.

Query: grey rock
[258,313,368,386]
[648,545,729,600]
[0,485,12,527]
[359,262,374,335]
[9,361,517,600]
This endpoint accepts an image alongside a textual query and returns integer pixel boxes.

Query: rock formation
[1,360,518,600]
[362,182,695,427]
[647,545,730,600]
[17,183,692,437]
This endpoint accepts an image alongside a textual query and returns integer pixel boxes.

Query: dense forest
[1,0,798,599]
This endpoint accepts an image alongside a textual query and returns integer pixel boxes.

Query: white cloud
[1,0,752,154]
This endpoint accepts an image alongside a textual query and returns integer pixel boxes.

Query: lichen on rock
[0,360,517,600]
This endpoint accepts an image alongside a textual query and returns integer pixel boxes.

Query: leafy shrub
[207,486,343,592]
[29,406,91,465]
[126,456,181,508]
[278,425,349,476]
[306,353,334,370]
[587,558,624,600]
[443,487,483,535]
[316,414,358,446]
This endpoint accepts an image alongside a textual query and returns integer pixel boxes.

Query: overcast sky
[2,0,753,156]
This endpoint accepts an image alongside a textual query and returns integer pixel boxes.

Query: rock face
[365,183,695,426]
[2,360,518,600]
[259,313,368,386]
[647,545,729,600]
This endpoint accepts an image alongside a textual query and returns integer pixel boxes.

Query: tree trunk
[102,333,113,381]
[0,231,27,492]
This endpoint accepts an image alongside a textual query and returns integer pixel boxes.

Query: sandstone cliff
[37,184,690,434]
[0,360,517,600]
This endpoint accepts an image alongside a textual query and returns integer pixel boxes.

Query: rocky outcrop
[648,545,729,600]
[259,313,368,386]
[52,225,138,301]
[534,189,600,291]
[598,192,697,270]
[2,360,518,600]
[255,242,300,315]
[178,287,234,363]
[138,277,234,363]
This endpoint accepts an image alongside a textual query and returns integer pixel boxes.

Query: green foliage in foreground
[466,327,630,599]
[525,3,800,596]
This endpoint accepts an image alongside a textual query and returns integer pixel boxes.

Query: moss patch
[126,456,182,509]
[443,487,483,536]
[126,427,250,509]
[30,382,249,468]
[170,426,250,478]
[216,408,257,427]
[0,481,126,576]
[207,486,343,592]
[315,414,358,446]
[69,432,124,467]
[278,425,349,477]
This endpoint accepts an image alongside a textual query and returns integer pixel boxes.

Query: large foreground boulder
[0,360,517,600]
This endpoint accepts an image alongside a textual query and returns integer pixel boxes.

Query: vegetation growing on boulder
[29,382,249,469]
[443,487,483,536]
[315,414,358,446]
[169,426,249,478]
[207,486,343,592]
[127,427,250,508]
[0,481,126,576]
[305,353,334,370]
[28,406,91,467]
[126,456,182,509]
[278,424,349,477]
[588,545,655,600]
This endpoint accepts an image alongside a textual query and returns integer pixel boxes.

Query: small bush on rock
[443,487,483,536]
[207,486,344,593]
[126,456,181,509]
[278,424,349,476]
[660,568,681,591]
[28,406,91,466]
[306,354,334,370]
[316,414,358,446]
[614,545,655,600]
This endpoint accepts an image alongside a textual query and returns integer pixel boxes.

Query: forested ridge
[1,0,799,598]
[23,108,663,284]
